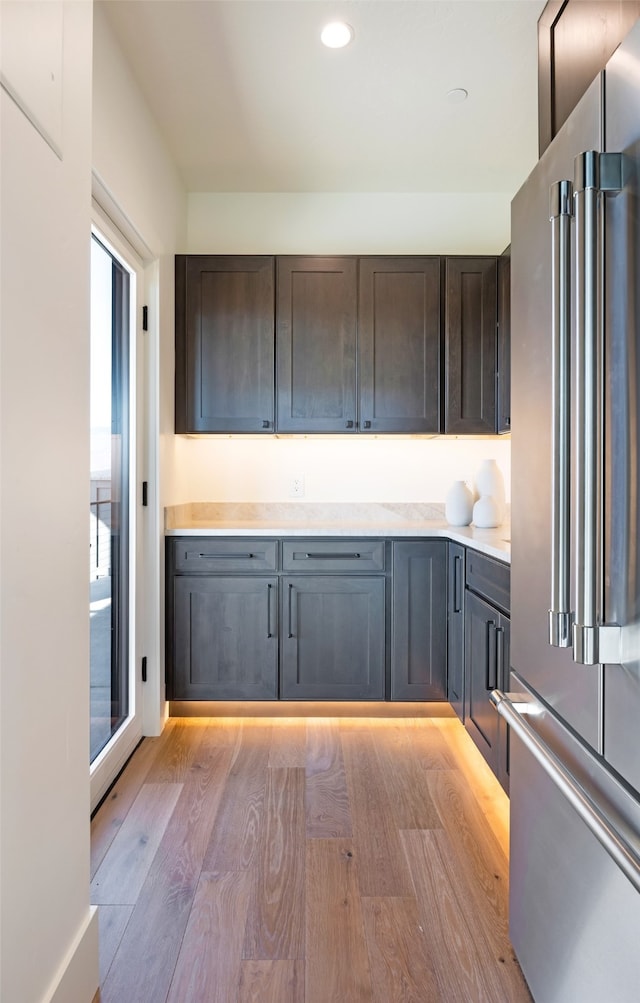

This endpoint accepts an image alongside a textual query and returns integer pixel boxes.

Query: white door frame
[89,209,150,811]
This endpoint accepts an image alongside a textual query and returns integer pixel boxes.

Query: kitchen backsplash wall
[174,436,511,505]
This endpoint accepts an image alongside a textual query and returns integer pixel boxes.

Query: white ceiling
[101,0,546,195]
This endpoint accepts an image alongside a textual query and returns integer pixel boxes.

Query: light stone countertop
[165,502,511,564]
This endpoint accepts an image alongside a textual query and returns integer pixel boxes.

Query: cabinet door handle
[452,554,458,612]
[363,420,372,429]
[287,583,294,638]
[453,554,463,613]
[486,620,497,691]
[345,420,354,429]
[262,419,271,429]
[267,583,274,638]
[495,625,504,688]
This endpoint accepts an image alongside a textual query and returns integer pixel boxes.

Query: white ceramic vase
[474,458,505,522]
[445,480,473,527]
[473,494,501,529]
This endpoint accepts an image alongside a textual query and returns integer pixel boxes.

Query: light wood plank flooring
[91,716,532,1002]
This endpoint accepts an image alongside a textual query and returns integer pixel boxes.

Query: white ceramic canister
[474,458,505,522]
[445,480,474,527]
[473,493,501,528]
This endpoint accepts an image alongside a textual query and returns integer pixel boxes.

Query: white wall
[0,3,98,1001]
[186,191,511,255]
[92,0,186,501]
[92,2,186,736]
[92,4,185,259]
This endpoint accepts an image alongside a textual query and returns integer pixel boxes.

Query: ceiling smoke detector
[321,21,354,49]
[446,88,469,104]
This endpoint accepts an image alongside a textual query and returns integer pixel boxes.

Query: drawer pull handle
[195,552,255,560]
[303,552,361,560]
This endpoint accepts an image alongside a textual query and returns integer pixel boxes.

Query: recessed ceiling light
[446,88,469,104]
[321,21,354,49]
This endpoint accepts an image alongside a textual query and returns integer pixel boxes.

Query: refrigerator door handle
[549,179,574,648]
[572,152,624,666]
[491,689,640,894]
[573,151,600,664]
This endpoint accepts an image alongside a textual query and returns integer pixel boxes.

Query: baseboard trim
[44,906,99,1003]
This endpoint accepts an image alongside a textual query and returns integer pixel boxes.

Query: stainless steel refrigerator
[493,18,640,1003]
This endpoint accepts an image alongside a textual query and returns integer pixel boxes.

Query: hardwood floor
[91,716,532,1002]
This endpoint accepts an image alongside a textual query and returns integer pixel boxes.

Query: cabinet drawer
[172,538,278,573]
[465,549,510,613]
[282,540,385,573]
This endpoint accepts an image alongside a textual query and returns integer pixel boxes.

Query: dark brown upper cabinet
[497,246,511,434]
[358,257,441,433]
[444,257,498,435]
[175,255,275,433]
[176,253,506,436]
[538,0,640,155]
[276,256,358,433]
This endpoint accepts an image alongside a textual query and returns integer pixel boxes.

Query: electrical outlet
[289,475,305,497]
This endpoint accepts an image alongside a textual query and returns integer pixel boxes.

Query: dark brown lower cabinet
[280,575,385,700]
[464,589,510,792]
[167,536,509,732]
[447,543,466,719]
[171,575,278,700]
[391,541,447,700]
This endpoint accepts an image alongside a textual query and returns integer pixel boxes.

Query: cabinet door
[171,576,278,700]
[281,576,385,699]
[447,543,466,719]
[464,590,501,772]
[497,247,511,434]
[444,257,497,434]
[175,256,275,433]
[276,257,357,432]
[538,0,640,154]
[358,257,441,433]
[391,541,447,700]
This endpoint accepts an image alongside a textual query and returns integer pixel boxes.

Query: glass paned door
[90,236,131,763]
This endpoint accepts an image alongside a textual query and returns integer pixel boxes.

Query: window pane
[90,236,130,762]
